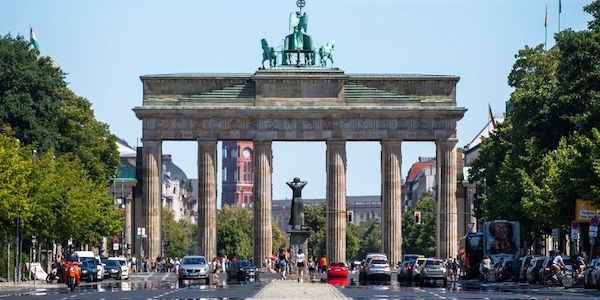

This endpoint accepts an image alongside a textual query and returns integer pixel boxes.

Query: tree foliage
[402,192,436,257]
[469,1,600,246]
[162,208,193,258]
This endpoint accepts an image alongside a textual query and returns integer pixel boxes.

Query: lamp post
[31,236,37,286]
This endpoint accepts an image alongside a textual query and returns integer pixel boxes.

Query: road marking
[161,273,170,281]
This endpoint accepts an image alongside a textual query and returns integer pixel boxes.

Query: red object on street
[327,262,349,278]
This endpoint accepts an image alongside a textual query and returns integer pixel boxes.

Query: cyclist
[552,251,566,280]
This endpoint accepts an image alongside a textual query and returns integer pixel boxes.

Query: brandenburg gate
[133,1,465,265]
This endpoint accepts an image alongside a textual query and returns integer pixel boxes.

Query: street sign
[571,220,579,229]
[590,225,598,238]
[591,216,599,227]
[113,243,119,251]
[67,238,73,246]
[571,228,579,240]
[466,223,475,233]
[552,228,559,239]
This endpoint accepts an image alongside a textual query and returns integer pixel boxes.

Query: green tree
[304,203,326,257]
[216,206,252,259]
[272,222,288,255]
[162,208,192,258]
[356,219,381,260]
[402,192,436,257]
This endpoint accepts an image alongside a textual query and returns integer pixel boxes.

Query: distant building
[161,154,195,222]
[221,141,254,207]
[402,157,436,209]
[271,196,381,231]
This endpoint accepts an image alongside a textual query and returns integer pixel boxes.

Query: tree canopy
[469,1,600,247]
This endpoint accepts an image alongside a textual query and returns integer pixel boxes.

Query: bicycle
[543,267,574,288]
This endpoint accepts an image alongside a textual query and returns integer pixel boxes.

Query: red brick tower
[221,141,254,206]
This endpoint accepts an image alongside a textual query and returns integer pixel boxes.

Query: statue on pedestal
[287,177,307,229]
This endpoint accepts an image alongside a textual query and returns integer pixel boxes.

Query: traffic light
[414,211,422,225]
[347,211,353,223]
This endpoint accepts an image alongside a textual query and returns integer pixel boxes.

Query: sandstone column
[381,140,402,265]
[125,195,132,255]
[436,138,458,259]
[253,140,273,266]
[326,139,346,263]
[142,139,162,259]
[198,139,217,261]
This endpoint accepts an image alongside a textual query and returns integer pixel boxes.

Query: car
[178,255,209,285]
[526,257,545,284]
[102,259,124,279]
[359,253,387,282]
[419,258,448,286]
[79,260,99,282]
[76,251,104,281]
[327,262,349,278]
[226,260,258,281]
[517,256,537,283]
[79,257,102,282]
[398,260,416,282]
[403,254,425,264]
[583,259,600,289]
[410,258,427,282]
[363,254,391,282]
[108,257,129,280]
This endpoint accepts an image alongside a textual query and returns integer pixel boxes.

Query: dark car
[80,257,101,282]
[517,256,537,283]
[102,259,123,279]
[227,260,258,281]
[526,257,545,284]
[398,260,416,282]
[80,261,98,282]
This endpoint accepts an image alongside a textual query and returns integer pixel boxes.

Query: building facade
[221,141,254,207]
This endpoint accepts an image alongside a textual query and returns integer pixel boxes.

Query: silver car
[178,255,209,285]
[364,254,391,282]
[419,258,448,286]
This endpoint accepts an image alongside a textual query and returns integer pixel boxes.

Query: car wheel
[443,278,448,286]
[205,277,210,285]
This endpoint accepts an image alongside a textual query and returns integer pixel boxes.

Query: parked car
[327,262,349,279]
[108,257,129,280]
[79,260,98,282]
[419,258,448,286]
[227,260,258,281]
[102,259,123,279]
[526,257,545,284]
[361,254,391,282]
[583,259,600,289]
[495,259,515,282]
[178,255,209,285]
[398,260,416,282]
[517,256,537,283]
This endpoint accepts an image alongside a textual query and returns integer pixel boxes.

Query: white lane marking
[161,273,170,281]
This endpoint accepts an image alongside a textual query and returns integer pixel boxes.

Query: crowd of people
[262,249,330,282]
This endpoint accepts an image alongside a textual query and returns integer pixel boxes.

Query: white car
[108,257,129,280]
[75,251,104,281]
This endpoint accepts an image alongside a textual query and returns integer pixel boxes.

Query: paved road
[1,271,600,299]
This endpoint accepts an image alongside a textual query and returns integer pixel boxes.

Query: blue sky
[2,0,593,204]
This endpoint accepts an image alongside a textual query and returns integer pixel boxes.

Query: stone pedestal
[288,229,311,256]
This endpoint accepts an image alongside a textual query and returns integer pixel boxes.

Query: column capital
[436,138,458,148]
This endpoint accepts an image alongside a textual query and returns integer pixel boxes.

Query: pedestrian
[277,248,287,280]
[296,249,306,282]
[319,255,327,273]
[308,256,316,281]
[211,257,220,284]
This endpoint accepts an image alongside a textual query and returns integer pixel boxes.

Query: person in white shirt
[296,249,306,282]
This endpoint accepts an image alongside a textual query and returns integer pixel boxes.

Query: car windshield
[182,257,206,265]
[237,261,253,268]
[111,259,126,266]
[81,257,96,264]
[331,262,345,267]
[105,260,120,267]
[371,260,387,265]
[416,259,426,266]
[425,260,443,266]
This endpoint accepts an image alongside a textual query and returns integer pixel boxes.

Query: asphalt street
[1,272,600,299]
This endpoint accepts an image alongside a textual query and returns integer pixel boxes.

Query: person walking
[296,249,307,282]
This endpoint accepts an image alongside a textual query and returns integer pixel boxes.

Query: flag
[488,104,496,130]
[544,5,548,28]
[29,26,40,51]
[559,0,562,14]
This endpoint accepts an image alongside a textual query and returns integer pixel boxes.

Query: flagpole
[558,0,562,32]
[545,5,548,51]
